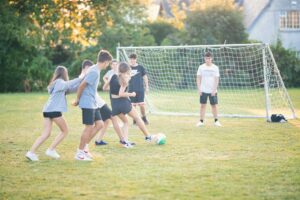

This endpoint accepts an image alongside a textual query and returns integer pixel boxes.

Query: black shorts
[200,93,218,105]
[99,104,112,122]
[43,112,62,119]
[111,98,132,116]
[82,108,102,125]
[129,90,145,104]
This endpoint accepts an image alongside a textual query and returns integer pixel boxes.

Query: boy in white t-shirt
[196,52,221,127]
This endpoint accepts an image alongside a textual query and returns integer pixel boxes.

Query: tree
[0,1,52,92]
[147,21,178,45]
[163,1,248,45]
[271,40,300,87]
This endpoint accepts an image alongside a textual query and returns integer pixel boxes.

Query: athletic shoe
[75,150,92,161]
[145,135,152,142]
[142,116,149,125]
[126,141,136,146]
[196,121,204,127]
[214,121,222,127]
[26,151,39,161]
[45,149,60,159]
[119,141,133,148]
[95,140,108,146]
[84,150,93,159]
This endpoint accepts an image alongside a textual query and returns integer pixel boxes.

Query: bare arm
[102,80,110,91]
[197,75,202,95]
[72,80,87,106]
[143,75,149,94]
[211,77,219,96]
[118,84,136,98]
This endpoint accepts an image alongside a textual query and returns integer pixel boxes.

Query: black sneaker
[95,140,108,146]
[142,116,149,125]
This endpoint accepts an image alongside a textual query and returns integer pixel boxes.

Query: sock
[215,119,218,122]
[84,144,89,151]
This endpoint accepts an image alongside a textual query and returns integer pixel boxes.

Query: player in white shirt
[196,52,221,127]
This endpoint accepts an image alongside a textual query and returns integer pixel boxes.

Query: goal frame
[117,43,297,120]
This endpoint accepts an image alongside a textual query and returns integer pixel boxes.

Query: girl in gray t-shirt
[26,66,85,161]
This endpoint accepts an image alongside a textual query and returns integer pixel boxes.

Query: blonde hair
[118,62,131,86]
[48,66,69,87]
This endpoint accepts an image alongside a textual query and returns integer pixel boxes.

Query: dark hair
[204,52,212,57]
[118,62,131,86]
[119,62,130,73]
[81,59,94,69]
[97,49,113,63]
[49,66,69,86]
[129,53,137,59]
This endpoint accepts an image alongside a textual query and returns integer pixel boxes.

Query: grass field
[0,89,300,199]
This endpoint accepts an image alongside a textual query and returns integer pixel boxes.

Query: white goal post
[117,43,296,120]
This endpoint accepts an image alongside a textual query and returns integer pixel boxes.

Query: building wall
[247,0,300,51]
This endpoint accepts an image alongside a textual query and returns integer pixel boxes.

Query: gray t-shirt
[79,65,100,109]
[43,78,82,112]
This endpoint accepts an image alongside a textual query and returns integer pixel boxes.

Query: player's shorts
[129,90,145,105]
[98,104,112,122]
[111,98,132,116]
[200,92,218,105]
[43,112,62,119]
[82,108,102,125]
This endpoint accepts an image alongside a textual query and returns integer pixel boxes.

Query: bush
[270,40,300,87]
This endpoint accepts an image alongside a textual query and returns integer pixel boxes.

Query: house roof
[240,0,273,30]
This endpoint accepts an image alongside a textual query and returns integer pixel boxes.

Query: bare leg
[140,104,146,117]
[111,116,125,141]
[211,105,218,119]
[200,104,206,121]
[127,107,149,137]
[118,114,129,141]
[96,120,110,142]
[79,125,94,150]
[86,120,104,144]
[48,117,68,150]
[30,118,52,153]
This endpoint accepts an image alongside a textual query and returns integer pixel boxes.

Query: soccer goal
[117,43,296,120]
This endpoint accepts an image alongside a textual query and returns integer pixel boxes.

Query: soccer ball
[153,133,166,145]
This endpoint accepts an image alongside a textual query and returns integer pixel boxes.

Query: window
[280,10,300,30]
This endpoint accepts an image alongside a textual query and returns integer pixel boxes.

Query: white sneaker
[84,150,93,159]
[214,121,222,127]
[75,150,92,161]
[196,121,205,127]
[26,151,39,161]
[45,149,60,159]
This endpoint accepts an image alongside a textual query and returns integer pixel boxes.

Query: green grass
[0,89,300,200]
[147,88,296,118]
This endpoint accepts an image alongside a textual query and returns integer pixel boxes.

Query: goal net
[117,43,296,120]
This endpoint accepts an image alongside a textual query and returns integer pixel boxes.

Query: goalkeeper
[196,52,222,127]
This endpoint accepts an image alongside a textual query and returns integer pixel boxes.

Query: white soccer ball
[153,133,166,145]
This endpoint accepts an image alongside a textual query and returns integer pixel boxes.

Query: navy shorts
[200,93,218,105]
[82,108,102,125]
[99,104,112,122]
[129,90,145,104]
[43,112,62,119]
[111,98,132,116]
